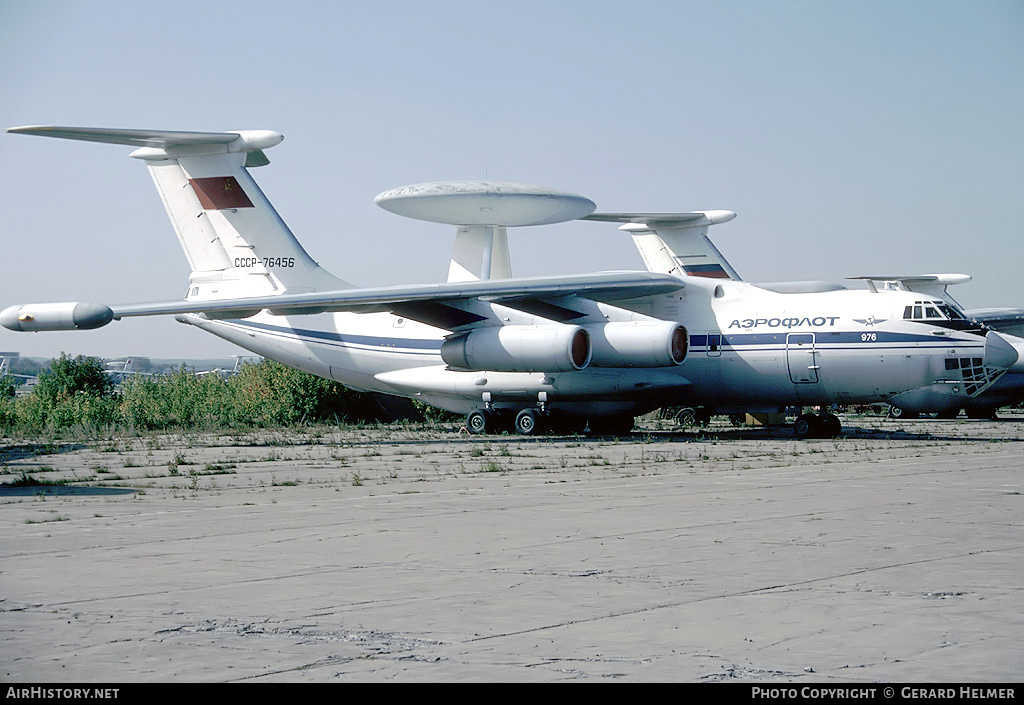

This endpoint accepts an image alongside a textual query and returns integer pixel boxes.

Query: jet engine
[441,325,591,372]
[586,321,688,368]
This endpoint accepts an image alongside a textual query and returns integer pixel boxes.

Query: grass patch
[7,471,68,488]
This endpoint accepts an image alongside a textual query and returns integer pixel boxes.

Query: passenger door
[786,333,819,383]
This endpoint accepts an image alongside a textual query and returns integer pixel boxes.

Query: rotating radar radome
[374,181,596,227]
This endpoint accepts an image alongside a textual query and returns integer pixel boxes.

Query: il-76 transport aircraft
[3,126,1022,437]
[626,220,1024,421]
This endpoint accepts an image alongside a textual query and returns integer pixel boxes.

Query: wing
[1,271,685,332]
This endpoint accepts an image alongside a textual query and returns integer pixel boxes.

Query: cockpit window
[937,303,966,320]
[904,301,958,321]
[901,300,985,334]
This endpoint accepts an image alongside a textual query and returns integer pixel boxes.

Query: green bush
[119,366,237,430]
[12,353,118,431]
[0,373,16,399]
[231,360,365,426]
[35,353,114,404]
[0,355,398,434]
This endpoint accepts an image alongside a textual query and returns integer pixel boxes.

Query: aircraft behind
[3,125,1021,437]
[625,218,1024,421]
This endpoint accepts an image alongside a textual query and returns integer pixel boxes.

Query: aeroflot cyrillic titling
[728,316,840,329]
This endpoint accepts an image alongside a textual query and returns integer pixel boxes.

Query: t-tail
[582,211,740,279]
[7,126,349,301]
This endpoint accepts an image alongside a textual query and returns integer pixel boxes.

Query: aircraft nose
[984,331,1021,371]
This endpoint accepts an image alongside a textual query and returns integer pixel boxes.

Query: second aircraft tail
[583,210,740,280]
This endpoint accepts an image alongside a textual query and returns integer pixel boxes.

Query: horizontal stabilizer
[8,126,237,148]
[849,273,972,301]
[7,126,283,163]
[583,211,737,228]
[849,273,972,287]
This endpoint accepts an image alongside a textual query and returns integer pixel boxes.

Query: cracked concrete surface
[1,414,1022,681]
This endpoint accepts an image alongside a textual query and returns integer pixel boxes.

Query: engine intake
[586,321,688,368]
[441,325,591,372]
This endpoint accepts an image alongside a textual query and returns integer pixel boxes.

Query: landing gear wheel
[466,409,491,435]
[794,414,816,439]
[674,408,696,427]
[794,413,841,439]
[515,408,544,436]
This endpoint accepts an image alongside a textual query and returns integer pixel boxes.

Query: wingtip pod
[0,303,114,332]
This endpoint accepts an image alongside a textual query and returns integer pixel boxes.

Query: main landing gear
[466,392,554,436]
[464,393,614,436]
[793,411,841,439]
[464,406,552,436]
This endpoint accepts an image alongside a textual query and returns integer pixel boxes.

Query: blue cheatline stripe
[689,332,985,354]
[222,319,443,354]
[216,319,985,357]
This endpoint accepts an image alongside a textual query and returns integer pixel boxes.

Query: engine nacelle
[441,325,591,372]
[586,321,688,368]
[0,302,114,332]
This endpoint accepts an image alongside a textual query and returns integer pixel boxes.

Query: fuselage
[178,276,1004,419]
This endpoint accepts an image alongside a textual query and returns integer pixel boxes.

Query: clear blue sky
[2,0,1022,359]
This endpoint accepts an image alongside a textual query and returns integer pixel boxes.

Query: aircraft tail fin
[583,211,740,280]
[8,126,349,301]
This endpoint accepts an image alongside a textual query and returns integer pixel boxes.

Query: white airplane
[627,221,1024,420]
[3,126,1022,438]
